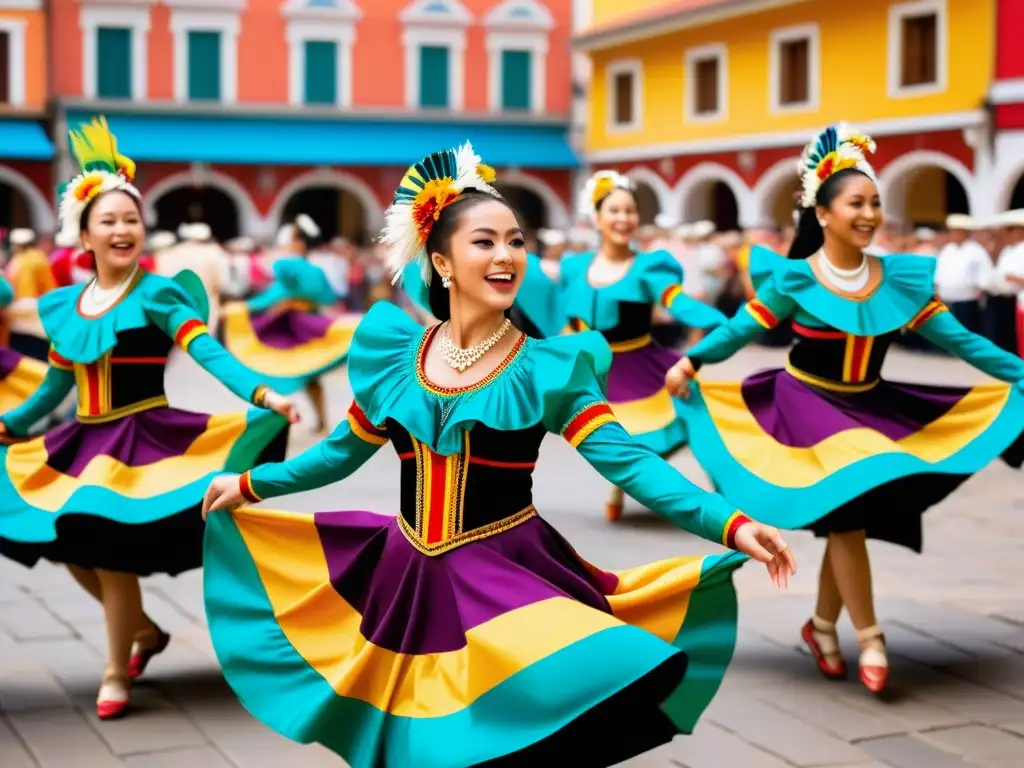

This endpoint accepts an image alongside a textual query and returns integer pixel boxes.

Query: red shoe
[96,676,130,720]
[857,625,889,694]
[801,618,847,680]
[605,502,622,522]
[128,629,170,680]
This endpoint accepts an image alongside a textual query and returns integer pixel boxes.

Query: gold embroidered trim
[415,324,526,397]
[608,334,652,353]
[784,362,878,393]
[76,395,170,424]
[397,504,538,556]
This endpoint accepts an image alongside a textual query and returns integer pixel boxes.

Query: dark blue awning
[66,112,578,168]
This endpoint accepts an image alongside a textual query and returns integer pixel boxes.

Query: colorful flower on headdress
[57,116,141,243]
[799,122,877,208]
[578,170,634,218]
[381,142,500,284]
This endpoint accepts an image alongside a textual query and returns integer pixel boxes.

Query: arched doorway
[153,186,240,241]
[888,167,968,227]
[1009,174,1024,210]
[279,187,366,244]
[681,180,740,230]
[494,183,547,232]
[632,181,660,225]
[0,181,32,229]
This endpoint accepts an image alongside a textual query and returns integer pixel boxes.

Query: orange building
[0,0,54,234]
[50,0,577,241]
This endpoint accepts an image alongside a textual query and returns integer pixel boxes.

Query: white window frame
[400,0,473,111]
[768,23,820,114]
[165,0,246,105]
[282,0,361,108]
[887,0,947,99]
[605,58,642,133]
[483,0,554,114]
[0,18,26,106]
[80,2,155,101]
[684,43,727,124]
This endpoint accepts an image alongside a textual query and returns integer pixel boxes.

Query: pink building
[50,0,577,241]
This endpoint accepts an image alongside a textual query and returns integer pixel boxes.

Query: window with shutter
[96,27,132,100]
[501,49,531,111]
[0,32,9,104]
[694,57,719,114]
[188,30,222,101]
[780,38,809,105]
[901,13,937,86]
[304,40,338,105]
[419,45,450,108]
[613,71,633,125]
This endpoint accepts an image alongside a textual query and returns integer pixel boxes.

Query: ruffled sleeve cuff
[722,511,753,550]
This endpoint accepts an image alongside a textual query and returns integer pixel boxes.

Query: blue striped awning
[66,112,578,169]
[0,119,54,159]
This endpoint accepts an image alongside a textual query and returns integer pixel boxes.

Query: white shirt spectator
[991,242,1024,305]
[934,240,992,303]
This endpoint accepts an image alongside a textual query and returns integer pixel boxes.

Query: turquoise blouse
[247,257,337,314]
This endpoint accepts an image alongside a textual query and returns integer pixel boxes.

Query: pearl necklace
[81,264,139,315]
[437,319,511,373]
[819,249,869,292]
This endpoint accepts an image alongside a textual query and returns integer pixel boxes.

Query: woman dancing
[201,143,795,768]
[0,117,298,719]
[0,273,46,415]
[221,213,354,433]
[666,124,1024,695]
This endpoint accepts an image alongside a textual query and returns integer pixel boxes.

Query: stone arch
[143,169,260,235]
[0,165,55,231]
[751,157,802,227]
[674,162,751,229]
[495,170,570,229]
[267,169,385,239]
[877,150,975,225]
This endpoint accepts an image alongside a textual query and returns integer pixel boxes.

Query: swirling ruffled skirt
[680,369,1024,551]
[221,304,356,393]
[0,406,289,575]
[0,347,46,413]
[608,342,688,456]
[204,508,744,767]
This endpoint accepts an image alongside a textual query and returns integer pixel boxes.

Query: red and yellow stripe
[841,334,874,383]
[47,347,73,371]
[791,322,844,340]
[744,299,780,329]
[73,352,111,417]
[239,470,262,503]
[722,511,752,550]
[347,401,388,445]
[660,284,683,309]
[174,318,208,351]
[568,317,590,333]
[410,434,468,551]
[907,299,948,332]
[562,402,616,448]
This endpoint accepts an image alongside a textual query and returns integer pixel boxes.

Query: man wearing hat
[984,209,1024,353]
[4,228,56,360]
[934,214,991,335]
[156,222,229,333]
[222,236,256,300]
[536,228,567,263]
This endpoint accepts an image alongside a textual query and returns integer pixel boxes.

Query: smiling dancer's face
[817,174,883,251]
[81,191,145,273]
[430,198,527,316]
[595,188,639,248]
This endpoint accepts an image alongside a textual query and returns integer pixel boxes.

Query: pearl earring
[818,220,827,228]
[441,275,451,289]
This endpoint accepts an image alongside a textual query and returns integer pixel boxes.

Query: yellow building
[574,0,997,229]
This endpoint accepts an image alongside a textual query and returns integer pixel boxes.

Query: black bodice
[569,301,652,343]
[74,325,172,421]
[787,321,897,389]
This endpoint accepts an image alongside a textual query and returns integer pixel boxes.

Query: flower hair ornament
[381,142,498,284]
[57,116,140,242]
[798,122,877,208]
[578,170,634,218]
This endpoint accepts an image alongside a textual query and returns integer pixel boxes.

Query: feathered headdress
[799,122,877,208]
[57,116,141,242]
[380,142,498,284]
[578,170,634,218]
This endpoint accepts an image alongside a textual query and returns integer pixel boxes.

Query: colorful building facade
[990,0,1024,212]
[574,0,996,229]
[47,0,577,241]
[0,0,54,232]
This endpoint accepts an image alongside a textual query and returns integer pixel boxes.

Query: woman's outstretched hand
[665,357,696,399]
[733,521,796,588]
[262,391,300,424]
[202,474,244,520]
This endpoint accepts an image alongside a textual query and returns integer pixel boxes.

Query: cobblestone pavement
[1,342,1023,767]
